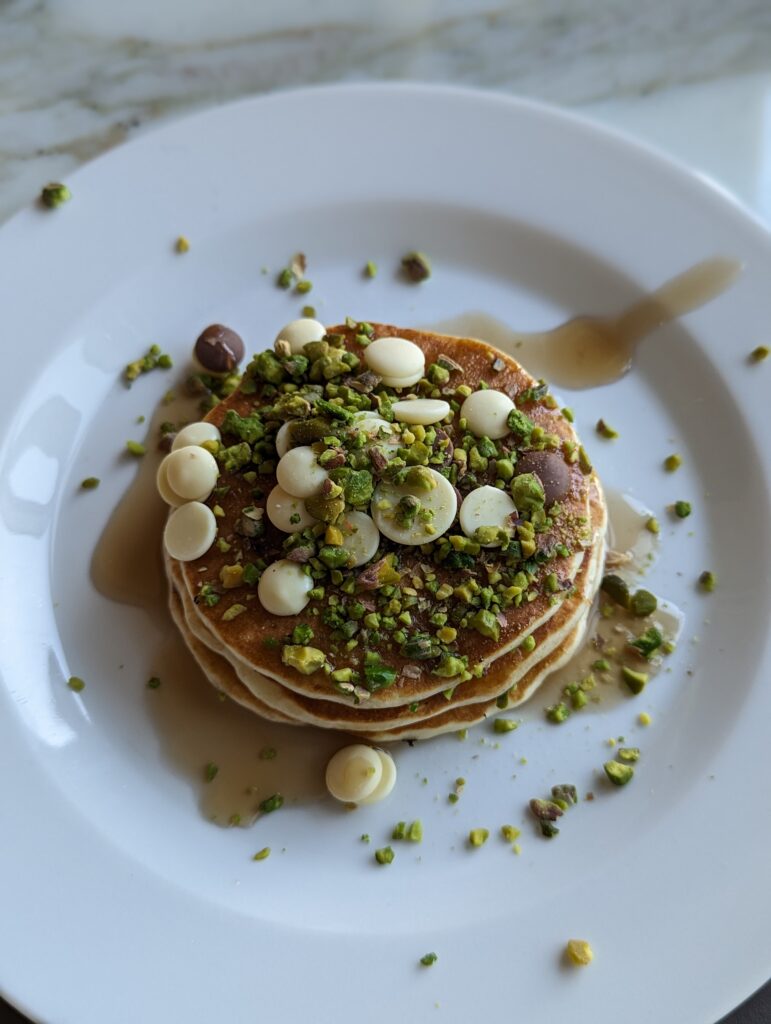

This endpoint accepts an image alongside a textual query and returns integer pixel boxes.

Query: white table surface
[1,1,770,1021]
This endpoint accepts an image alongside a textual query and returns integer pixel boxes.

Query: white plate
[1,84,770,1024]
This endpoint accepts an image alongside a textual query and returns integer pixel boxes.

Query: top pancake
[174,322,604,712]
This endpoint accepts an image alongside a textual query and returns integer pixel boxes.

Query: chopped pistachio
[621,666,648,694]
[252,847,271,861]
[375,846,395,865]
[698,570,716,592]
[40,182,72,208]
[645,516,660,535]
[175,235,190,253]
[493,718,518,734]
[545,702,570,723]
[601,573,631,610]
[295,279,312,294]
[407,820,423,843]
[561,407,574,422]
[204,761,218,782]
[604,761,634,786]
[566,939,594,966]
[663,453,682,472]
[222,603,247,622]
[638,712,652,726]
[364,260,378,279]
[259,747,277,760]
[401,251,432,282]
[259,793,283,813]
[146,676,161,690]
[282,645,326,675]
[749,345,769,363]
[521,635,536,654]
[591,658,610,672]
[673,500,692,519]
[125,440,146,457]
[596,419,619,439]
[468,828,489,848]
[618,747,640,762]
[392,821,407,841]
[456,729,468,741]
[80,476,100,490]
[419,952,438,967]
[67,676,85,692]
[500,825,520,843]
[360,834,371,843]
[630,589,657,617]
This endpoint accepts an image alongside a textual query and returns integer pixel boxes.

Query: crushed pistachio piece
[604,761,634,786]
[259,746,277,760]
[146,676,161,690]
[630,589,657,617]
[698,570,716,592]
[749,345,769,363]
[407,820,423,843]
[360,834,371,843]
[493,718,518,734]
[175,235,190,253]
[621,666,648,694]
[222,603,247,622]
[401,251,432,282]
[375,846,395,865]
[259,793,284,814]
[80,476,100,490]
[125,440,146,457]
[204,761,218,782]
[40,182,71,208]
[645,516,660,535]
[618,747,640,762]
[638,712,652,726]
[663,453,682,472]
[364,260,378,279]
[566,939,594,966]
[67,676,85,692]
[468,828,489,848]
[419,952,438,967]
[252,847,271,861]
[673,500,692,518]
[596,419,619,439]
[500,825,520,843]
[546,702,571,724]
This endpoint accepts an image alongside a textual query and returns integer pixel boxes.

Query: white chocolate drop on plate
[460,485,516,543]
[372,467,457,545]
[266,485,317,533]
[461,389,515,440]
[325,744,383,803]
[339,511,380,567]
[163,447,219,502]
[156,460,184,506]
[163,501,217,561]
[364,336,425,382]
[275,421,292,458]
[257,559,313,616]
[359,749,397,805]
[171,421,221,451]
[392,398,450,425]
[275,446,328,498]
[275,318,326,355]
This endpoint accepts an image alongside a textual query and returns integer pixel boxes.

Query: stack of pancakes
[166,324,607,741]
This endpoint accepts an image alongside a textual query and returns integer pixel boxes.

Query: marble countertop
[2,2,771,1022]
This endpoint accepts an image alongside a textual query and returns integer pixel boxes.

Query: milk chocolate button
[194,324,245,373]
[516,451,571,505]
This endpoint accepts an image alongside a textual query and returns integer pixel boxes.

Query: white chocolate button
[381,370,424,389]
[164,447,219,502]
[171,421,221,451]
[392,398,450,425]
[275,446,328,498]
[364,337,425,382]
[275,318,326,355]
[461,389,515,440]
[372,467,457,545]
[275,421,292,458]
[163,501,217,561]
[339,511,380,567]
[266,485,317,533]
[257,558,313,616]
[325,744,383,803]
[359,750,397,805]
[156,460,184,507]
[459,485,516,544]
